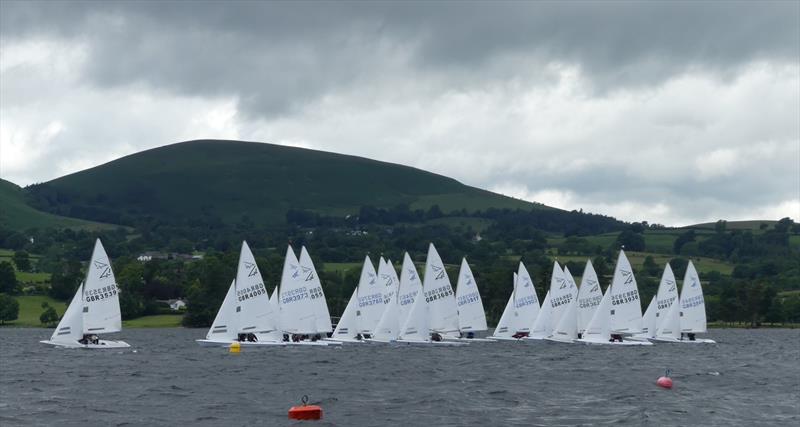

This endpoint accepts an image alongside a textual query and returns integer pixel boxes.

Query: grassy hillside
[0,179,114,231]
[26,140,545,226]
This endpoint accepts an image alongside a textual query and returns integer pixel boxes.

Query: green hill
[25,139,547,226]
[0,179,114,231]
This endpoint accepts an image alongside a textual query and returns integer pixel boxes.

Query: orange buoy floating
[288,395,322,420]
[657,369,673,389]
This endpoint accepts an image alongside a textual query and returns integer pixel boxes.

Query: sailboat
[489,273,519,340]
[652,261,715,343]
[576,250,652,346]
[276,245,330,346]
[575,260,603,338]
[452,258,491,341]
[327,288,366,343]
[354,256,382,338]
[298,246,333,335]
[633,264,678,340]
[545,266,580,343]
[511,261,540,339]
[422,243,460,338]
[41,239,129,348]
[395,268,464,347]
[528,263,563,340]
[372,252,422,343]
[197,241,283,346]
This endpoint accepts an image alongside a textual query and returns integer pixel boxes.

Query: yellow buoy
[229,341,241,353]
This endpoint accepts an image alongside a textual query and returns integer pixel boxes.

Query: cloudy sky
[1,1,798,226]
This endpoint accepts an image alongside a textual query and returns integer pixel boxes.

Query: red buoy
[288,395,323,420]
[656,369,673,389]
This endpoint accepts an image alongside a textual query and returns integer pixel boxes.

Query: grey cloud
[2,1,798,118]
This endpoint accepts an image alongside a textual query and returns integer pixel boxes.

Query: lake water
[0,328,797,426]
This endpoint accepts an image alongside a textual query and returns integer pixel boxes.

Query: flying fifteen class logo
[94,260,112,278]
[432,265,445,280]
[407,269,417,281]
[290,263,300,279]
[244,261,259,277]
[301,266,315,281]
[621,270,634,285]
[557,278,567,289]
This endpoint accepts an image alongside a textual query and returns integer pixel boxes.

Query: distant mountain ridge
[23,139,547,227]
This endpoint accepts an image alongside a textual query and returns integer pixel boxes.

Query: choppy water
[0,328,798,426]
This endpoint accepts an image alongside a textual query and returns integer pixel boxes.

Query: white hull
[487,336,525,341]
[444,337,495,342]
[543,336,577,344]
[395,339,467,346]
[323,338,367,344]
[40,339,130,349]
[286,340,335,346]
[195,339,285,347]
[524,335,548,341]
[575,338,653,346]
[650,337,716,344]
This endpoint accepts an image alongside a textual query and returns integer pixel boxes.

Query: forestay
[49,283,85,344]
[608,250,643,334]
[550,267,579,341]
[299,246,332,333]
[513,262,540,334]
[491,273,516,338]
[576,260,603,334]
[355,256,382,335]
[455,258,488,332]
[423,243,459,334]
[206,279,239,341]
[332,289,360,340]
[82,239,122,334]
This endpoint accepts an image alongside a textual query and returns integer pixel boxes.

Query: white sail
[278,246,317,334]
[397,253,422,329]
[235,241,277,336]
[82,239,122,334]
[680,261,708,333]
[529,291,553,338]
[422,243,459,334]
[299,246,332,333]
[455,258,488,332]
[549,266,579,341]
[49,283,85,343]
[373,285,401,341]
[377,257,398,306]
[549,264,578,333]
[655,264,679,329]
[580,285,613,342]
[576,260,603,334]
[655,292,682,340]
[355,256,382,335]
[608,250,643,334]
[205,279,239,340]
[398,279,429,342]
[332,288,360,340]
[513,262,540,333]
[491,273,516,338]
[638,296,657,338]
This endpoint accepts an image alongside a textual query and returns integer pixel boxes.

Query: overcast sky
[1,1,798,226]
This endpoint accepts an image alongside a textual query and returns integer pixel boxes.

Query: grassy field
[123,314,184,328]
[551,251,734,276]
[426,216,495,233]
[323,262,364,275]
[3,295,66,327]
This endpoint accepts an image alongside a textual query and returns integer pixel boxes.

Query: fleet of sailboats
[41,239,716,348]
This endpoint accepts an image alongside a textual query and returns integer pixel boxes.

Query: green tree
[12,251,31,272]
[39,302,59,326]
[614,230,645,252]
[0,294,20,324]
[642,255,660,277]
[0,262,17,294]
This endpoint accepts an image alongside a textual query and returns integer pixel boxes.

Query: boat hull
[487,336,525,341]
[543,336,577,344]
[444,337,496,342]
[395,339,467,346]
[323,338,367,344]
[40,339,130,349]
[195,339,285,347]
[650,337,716,344]
[575,338,653,346]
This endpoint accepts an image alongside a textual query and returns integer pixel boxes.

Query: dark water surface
[1,328,798,426]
